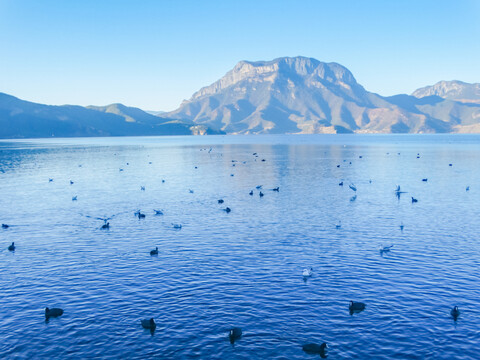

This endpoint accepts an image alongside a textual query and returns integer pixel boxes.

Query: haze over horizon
[1,0,479,111]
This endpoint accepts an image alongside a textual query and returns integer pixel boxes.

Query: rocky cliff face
[165,57,480,134]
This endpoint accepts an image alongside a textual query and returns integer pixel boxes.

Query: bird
[8,242,15,251]
[400,223,404,231]
[218,199,224,204]
[411,197,418,203]
[466,186,470,191]
[336,221,342,229]
[349,184,357,192]
[339,181,343,186]
[272,187,279,192]
[302,268,313,277]
[224,207,231,213]
[256,185,262,189]
[136,211,146,219]
[45,307,63,318]
[302,343,328,357]
[140,186,146,191]
[101,222,110,229]
[380,244,393,253]
[189,189,194,193]
[49,178,53,182]
[70,180,74,185]
[451,306,460,320]
[449,163,453,166]
[154,210,164,215]
[336,165,340,168]
[422,178,428,182]
[72,196,77,201]
[172,223,182,229]
[150,247,158,256]
[2,224,9,229]
[259,191,264,197]
[229,327,242,344]
[350,195,357,202]
[249,190,253,196]
[141,318,156,330]
[349,301,366,313]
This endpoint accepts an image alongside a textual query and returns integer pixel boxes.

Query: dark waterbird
[272,187,279,192]
[223,207,231,213]
[154,210,164,215]
[466,186,470,191]
[8,242,15,251]
[249,190,253,196]
[451,306,460,320]
[259,191,264,197]
[141,318,156,330]
[70,180,74,185]
[349,301,366,314]
[218,199,224,204]
[339,181,343,186]
[302,343,328,358]
[45,307,63,318]
[422,178,428,182]
[2,224,9,229]
[411,197,418,203]
[135,210,146,219]
[229,327,242,343]
[72,196,77,201]
[101,222,110,229]
[150,247,158,256]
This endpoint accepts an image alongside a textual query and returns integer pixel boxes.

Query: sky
[0,0,479,111]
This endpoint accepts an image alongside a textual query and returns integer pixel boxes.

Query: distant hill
[163,56,480,134]
[0,93,223,139]
[412,80,480,104]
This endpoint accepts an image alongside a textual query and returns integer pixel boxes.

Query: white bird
[380,244,394,253]
[302,268,313,277]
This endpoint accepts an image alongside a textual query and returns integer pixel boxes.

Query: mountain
[0,93,222,139]
[412,80,480,104]
[164,56,480,134]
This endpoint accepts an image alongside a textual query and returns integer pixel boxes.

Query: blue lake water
[1,134,480,359]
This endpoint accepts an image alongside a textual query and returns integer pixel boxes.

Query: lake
[1,134,479,359]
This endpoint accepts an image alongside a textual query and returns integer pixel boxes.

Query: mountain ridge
[164,56,480,134]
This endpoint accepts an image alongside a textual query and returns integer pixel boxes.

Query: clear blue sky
[1,0,479,111]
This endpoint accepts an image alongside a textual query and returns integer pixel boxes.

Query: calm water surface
[1,134,480,359]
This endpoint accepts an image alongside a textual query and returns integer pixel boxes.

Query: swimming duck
[72,196,77,201]
[302,343,328,357]
[172,224,182,229]
[302,268,313,277]
[259,191,264,197]
[451,306,460,319]
[141,318,156,329]
[339,181,343,186]
[272,187,279,192]
[249,190,253,196]
[8,242,15,251]
[150,247,158,256]
[422,178,428,182]
[411,197,418,203]
[101,222,110,229]
[70,180,74,185]
[224,207,231,213]
[349,301,366,312]
[45,307,63,318]
[380,244,393,253]
[218,199,224,204]
[2,224,9,229]
[229,327,242,343]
